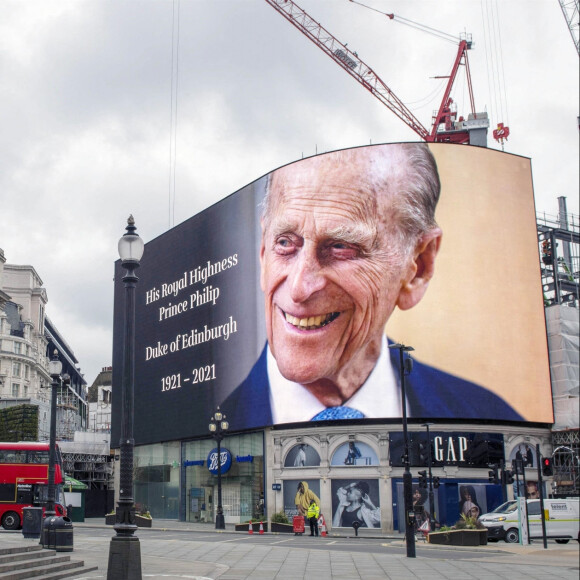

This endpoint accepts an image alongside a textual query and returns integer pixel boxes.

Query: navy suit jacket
[221,343,523,431]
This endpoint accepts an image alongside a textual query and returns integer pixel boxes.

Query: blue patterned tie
[311,406,365,420]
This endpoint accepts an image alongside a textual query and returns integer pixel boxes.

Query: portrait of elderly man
[222,144,521,427]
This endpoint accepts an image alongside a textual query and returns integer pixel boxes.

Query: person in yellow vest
[295,481,319,518]
[307,499,320,537]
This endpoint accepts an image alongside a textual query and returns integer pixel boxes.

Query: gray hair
[261,143,440,255]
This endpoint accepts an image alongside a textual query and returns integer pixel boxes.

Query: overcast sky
[1,0,578,387]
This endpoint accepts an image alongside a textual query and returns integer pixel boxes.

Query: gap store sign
[389,431,504,467]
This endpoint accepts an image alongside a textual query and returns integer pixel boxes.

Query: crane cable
[168,0,181,229]
[348,0,458,44]
[480,0,510,139]
[347,1,471,117]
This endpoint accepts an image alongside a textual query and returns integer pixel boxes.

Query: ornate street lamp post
[107,215,144,580]
[45,350,62,519]
[209,407,229,530]
[389,342,416,558]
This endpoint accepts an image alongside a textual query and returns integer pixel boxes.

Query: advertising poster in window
[284,480,320,519]
[112,144,552,446]
[458,483,488,521]
[284,444,320,468]
[331,479,380,528]
[330,442,378,467]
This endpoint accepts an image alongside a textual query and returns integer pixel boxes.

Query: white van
[479,498,579,544]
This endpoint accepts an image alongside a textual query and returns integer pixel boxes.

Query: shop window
[458,483,488,520]
[133,441,180,519]
[331,441,378,466]
[283,479,321,520]
[331,479,381,528]
[183,432,264,524]
[509,442,536,468]
[284,443,320,467]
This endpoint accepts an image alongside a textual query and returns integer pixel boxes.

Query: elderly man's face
[260,150,440,394]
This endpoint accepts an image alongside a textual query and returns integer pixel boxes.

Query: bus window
[34,485,49,505]
[28,451,49,464]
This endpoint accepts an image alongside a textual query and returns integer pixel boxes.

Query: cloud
[1,0,577,385]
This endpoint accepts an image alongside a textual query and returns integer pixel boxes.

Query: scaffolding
[56,384,85,441]
[536,200,580,307]
[552,430,580,496]
[59,440,113,490]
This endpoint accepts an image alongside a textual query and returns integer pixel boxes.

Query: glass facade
[133,441,180,519]
[182,432,264,524]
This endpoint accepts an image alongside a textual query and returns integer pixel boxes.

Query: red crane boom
[265,0,489,145]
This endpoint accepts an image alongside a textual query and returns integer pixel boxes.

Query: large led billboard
[112,143,553,446]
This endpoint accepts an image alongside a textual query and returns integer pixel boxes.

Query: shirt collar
[268,335,404,423]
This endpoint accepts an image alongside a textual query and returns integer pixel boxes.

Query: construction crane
[558,0,580,56]
[264,0,490,146]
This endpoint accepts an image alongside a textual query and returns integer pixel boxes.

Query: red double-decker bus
[0,442,66,530]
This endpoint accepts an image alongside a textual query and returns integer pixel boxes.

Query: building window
[24,365,30,379]
[12,362,21,377]
[23,385,28,397]
[14,341,22,355]
[12,383,20,397]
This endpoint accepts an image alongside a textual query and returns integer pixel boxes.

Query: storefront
[134,441,181,520]
[181,431,264,524]
[267,424,551,533]
[128,424,550,528]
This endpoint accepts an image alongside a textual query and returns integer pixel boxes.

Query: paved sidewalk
[1,518,578,579]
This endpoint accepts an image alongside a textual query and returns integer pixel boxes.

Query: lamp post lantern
[45,350,62,519]
[389,342,416,558]
[422,422,435,532]
[107,215,144,580]
[209,407,229,530]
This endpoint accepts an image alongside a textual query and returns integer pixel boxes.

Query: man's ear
[259,223,267,292]
[396,228,442,311]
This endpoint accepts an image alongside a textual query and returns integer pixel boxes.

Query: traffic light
[433,476,441,489]
[488,465,499,484]
[503,469,515,485]
[542,457,553,476]
[418,441,431,464]
[418,470,428,489]
[541,239,553,265]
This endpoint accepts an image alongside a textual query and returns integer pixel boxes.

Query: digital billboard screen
[112,143,553,446]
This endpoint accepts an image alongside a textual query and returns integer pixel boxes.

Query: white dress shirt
[268,335,405,424]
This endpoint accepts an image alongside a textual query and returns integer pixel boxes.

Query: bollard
[319,514,327,537]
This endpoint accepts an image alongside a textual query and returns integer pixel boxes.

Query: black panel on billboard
[112,179,266,446]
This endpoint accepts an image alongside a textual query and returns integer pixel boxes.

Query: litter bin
[22,507,43,539]
[41,516,74,552]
